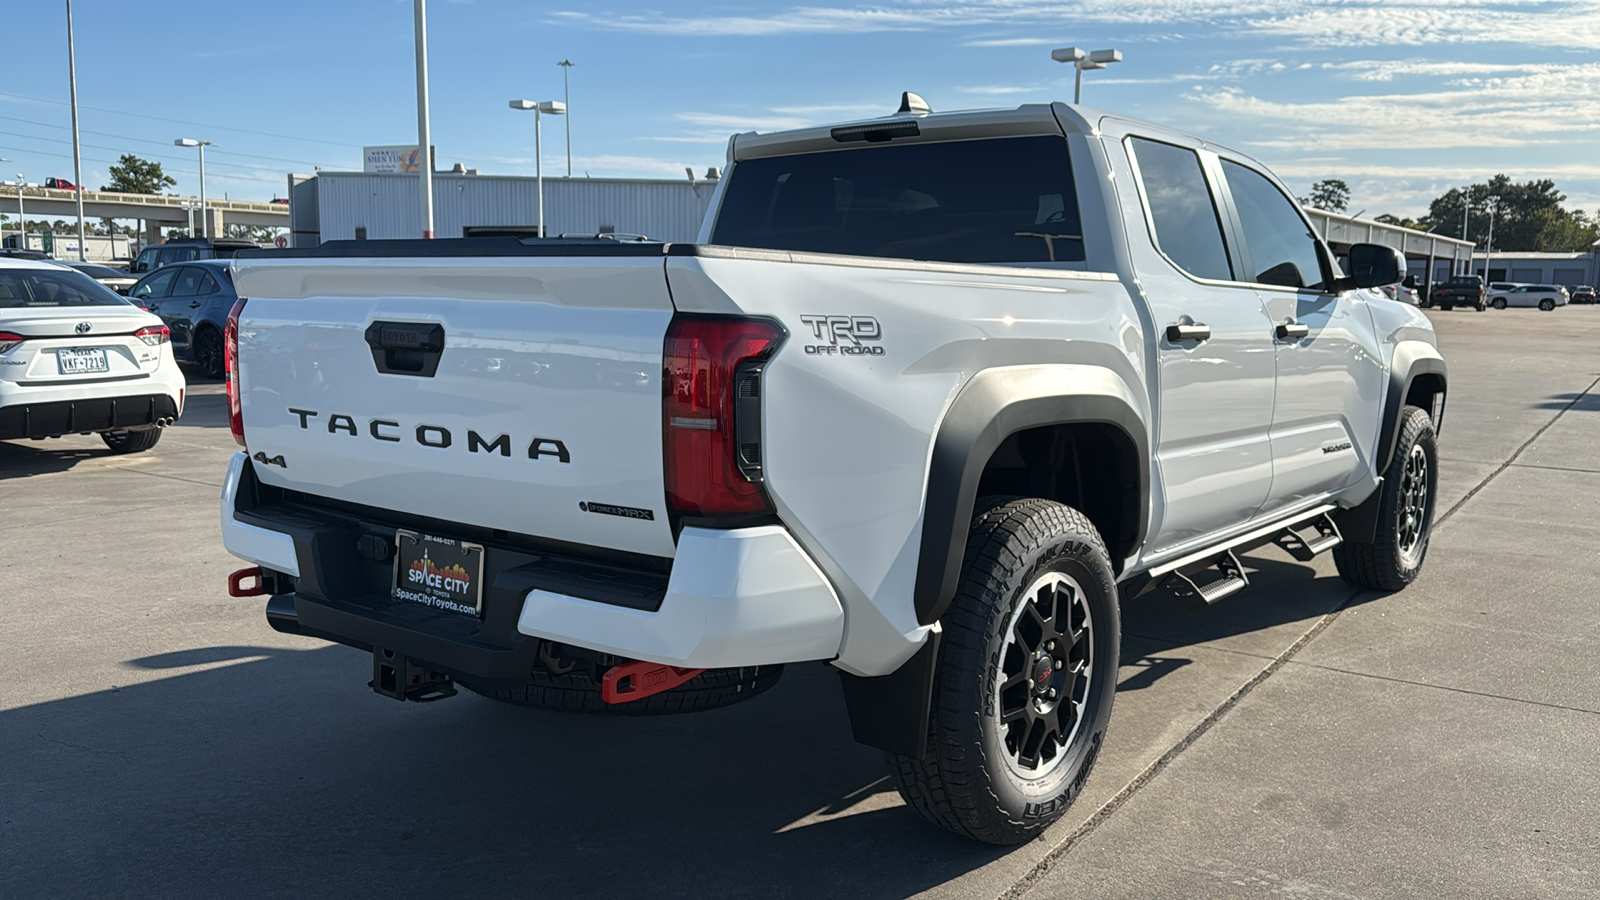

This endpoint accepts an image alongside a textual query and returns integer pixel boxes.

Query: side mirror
[1332,243,1405,292]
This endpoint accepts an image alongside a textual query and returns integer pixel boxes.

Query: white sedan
[1494,284,1569,311]
[1,258,186,453]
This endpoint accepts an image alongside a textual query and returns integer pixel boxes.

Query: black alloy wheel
[194,327,226,379]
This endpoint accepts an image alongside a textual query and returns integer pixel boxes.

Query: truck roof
[727,99,1265,171]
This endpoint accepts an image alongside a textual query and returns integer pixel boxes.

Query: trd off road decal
[799,315,885,356]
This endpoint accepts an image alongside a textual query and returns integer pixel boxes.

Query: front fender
[913,364,1150,625]
[1381,341,1448,471]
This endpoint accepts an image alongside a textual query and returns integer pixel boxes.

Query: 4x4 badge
[253,451,287,468]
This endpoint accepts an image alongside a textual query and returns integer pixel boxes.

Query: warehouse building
[1469,249,1599,288]
[286,170,720,247]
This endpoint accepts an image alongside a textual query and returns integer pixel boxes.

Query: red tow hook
[601,660,705,704]
[227,567,267,597]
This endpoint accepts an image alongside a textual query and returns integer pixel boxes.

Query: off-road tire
[1334,405,1437,591]
[1493,298,1507,309]
[887,497,1119,845]
[193,326,225,379]
[1475,300,1486,311]
[458,663,783,715]
[100,427,162,454]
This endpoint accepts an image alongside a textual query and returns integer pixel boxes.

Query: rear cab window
[711,136,1085,265]
[1126,137,1234,282]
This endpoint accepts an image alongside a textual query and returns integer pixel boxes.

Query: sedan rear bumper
[0,392,179,440]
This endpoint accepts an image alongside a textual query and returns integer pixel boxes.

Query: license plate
[392,529,484,616]
[57,348,109,375]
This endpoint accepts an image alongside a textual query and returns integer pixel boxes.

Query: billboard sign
[364,145,433,174]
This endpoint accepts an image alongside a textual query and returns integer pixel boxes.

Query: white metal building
[287,171,720,246]
[1470,249,1599,287]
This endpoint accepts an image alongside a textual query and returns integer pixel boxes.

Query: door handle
[1165,323,1212,342]
[189,301,202,308]
[1276,321,1310,340]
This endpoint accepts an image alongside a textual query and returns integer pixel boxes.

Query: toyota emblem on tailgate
[75,322,92,334]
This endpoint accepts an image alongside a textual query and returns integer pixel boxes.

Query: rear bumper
[0,392,180,440]
[219,452,844,676]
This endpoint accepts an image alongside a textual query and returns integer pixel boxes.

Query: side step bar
[1138,506,1344,606]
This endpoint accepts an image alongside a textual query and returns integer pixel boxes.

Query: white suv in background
[1496,284,1569,310]
[0,258,186,453]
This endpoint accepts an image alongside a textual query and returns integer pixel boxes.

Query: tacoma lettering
[285,408,568,463]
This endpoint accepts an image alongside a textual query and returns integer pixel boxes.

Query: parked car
[0,257,185,453]
[0,247,49,260]
[127,259,236,377]
[1495,284,1569,310]
[1380,275,1420,305]
[53,260,138,295]
[1431,275,1486,311]
[128,237,259,275]
[218,98,1442,844]
[1569,285,1595,304]
[1484,282,1521,307]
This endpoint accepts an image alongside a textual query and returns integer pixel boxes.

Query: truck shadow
[3,645,1006,898]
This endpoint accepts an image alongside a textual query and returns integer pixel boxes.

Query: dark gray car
[128,259,237,377]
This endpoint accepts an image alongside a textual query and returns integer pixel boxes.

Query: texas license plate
[392,529,484,616]
[57,348,109,375]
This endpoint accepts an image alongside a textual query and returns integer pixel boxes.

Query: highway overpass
[0,184,287,239]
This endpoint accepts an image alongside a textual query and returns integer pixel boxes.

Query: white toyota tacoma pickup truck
[219,98,1445,844]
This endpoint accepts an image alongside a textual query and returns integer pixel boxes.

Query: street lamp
[174,138,215,238]
[1459,186,1473,276]
[557,59,574,178]
[14,175,26,252]
[0,158,9,246]
[1052,46,1123,104]
[1484,195,1501,282]
[508,99,566,237]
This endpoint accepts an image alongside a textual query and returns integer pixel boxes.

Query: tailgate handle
[364,321,445,377]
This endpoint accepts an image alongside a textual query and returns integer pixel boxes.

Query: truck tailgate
[231,256,677,559]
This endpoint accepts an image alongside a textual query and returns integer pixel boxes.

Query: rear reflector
[663,315,784,518]
[225,298,247,447]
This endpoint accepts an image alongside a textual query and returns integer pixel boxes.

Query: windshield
[0,267,132,308]
[711,135,1085,265]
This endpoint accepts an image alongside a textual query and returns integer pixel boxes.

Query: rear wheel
[1475,299,1486,311]
[100,427,162,454]
[193,326,225,379]
[887,497,1119,845]
[1334,405,1437,591]
[1539,299,1556,311]
[458,662,783,714]
[1440,303,1453,311]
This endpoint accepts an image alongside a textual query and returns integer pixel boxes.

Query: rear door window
[159,247,199,267]
[711,136,1085,264]
[170,266,206,297]
[1127,137,1234,282]
[1220,160,1328,291]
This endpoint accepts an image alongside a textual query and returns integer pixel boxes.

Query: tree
[1301,179,1350,212]
[1375,213,1423,230]
[1425,175,1597,252]
[103,154,175,194]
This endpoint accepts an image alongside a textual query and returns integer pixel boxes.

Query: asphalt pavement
[3,305,1597,898]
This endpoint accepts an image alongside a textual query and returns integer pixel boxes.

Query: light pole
[414,0,435,239]
[66,0,86,260]
[174,138,214,238]
[0,159,9,246]
[1484,195,1500,282]
[509,99,566,237]
[1459,186,1472,276]
[15,175,26,252]
[558,60,574,178]
[1052,46,1123,104]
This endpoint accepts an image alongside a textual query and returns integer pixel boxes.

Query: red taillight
[134,324,170,346]
[226,298,247,446]
[0,331,23,354]
[663,315,784,519]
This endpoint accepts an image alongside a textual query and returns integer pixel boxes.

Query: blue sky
[3,0,1597,218]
